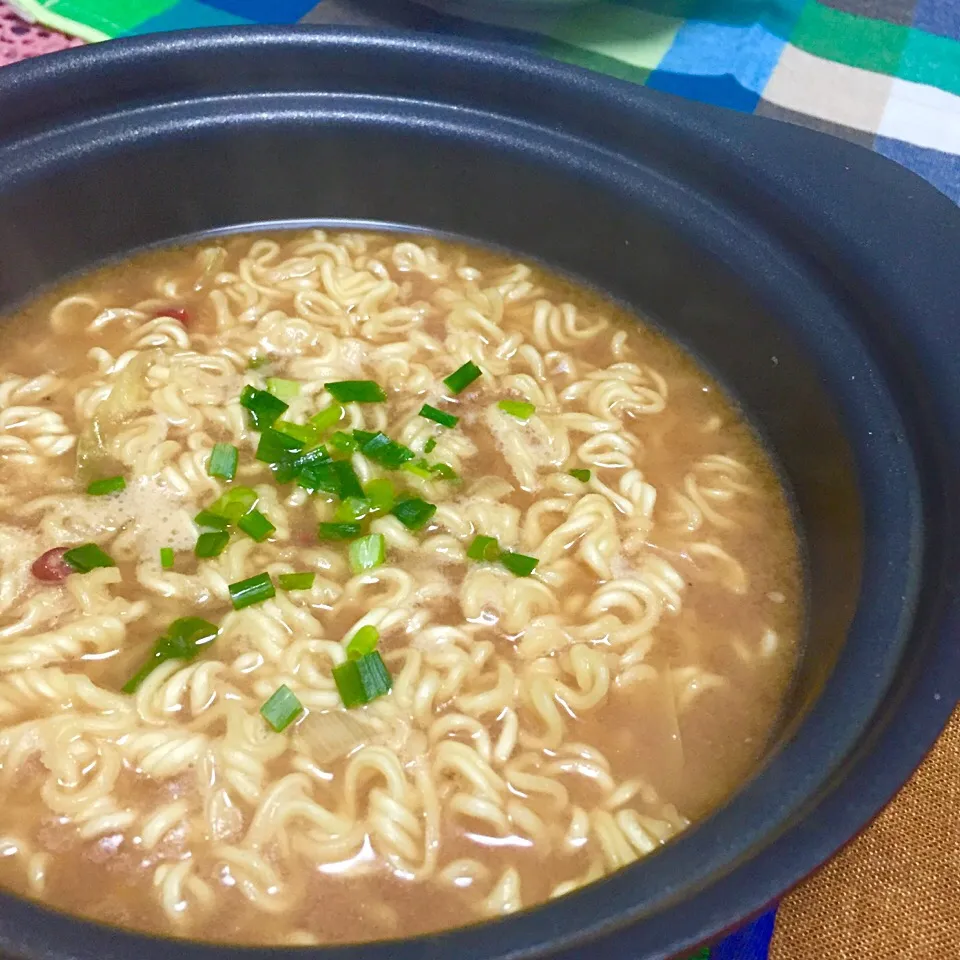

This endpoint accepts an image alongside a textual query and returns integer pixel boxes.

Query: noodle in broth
[0,230,801,943]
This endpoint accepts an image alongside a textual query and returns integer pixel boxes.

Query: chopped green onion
[334,497,373,522]
[352,429,377,446]
[333,651,392,708]
[122,616,219,694]
[467,535,500,562]
[430,462,458,481]
[402,458,434,480]
[207,443,239,481]
[260,684,303,732]
[419,404,459,428]
[498,399,536,421]
[360,432,415,469]
[333,460,365,499]
[346,624,380,659]
[569,468,591,482]
[237,509,275,542]
[195,530,230,558]
[206,487,258,523]
[364,479,396,515]
[228,572,275,610]
[86,475,126,496]
[309,403,343,432]
[195,509,230,530]
[63,543,115,573]
[160,547,175,570]
[273,445,331,485]
[329,431,358,454]
[298,460,346,497]
[318,522,361,541]
[349,533,386,574]
[266,378,301,402]
[256,427,305,465]
[326,380,387,403]
[500,551,539,577]
[272,420,322,446]
[240,385,288,430]
[444,361,482,394]
[424,437,437,454]
[278,572,315,591]
[391,497,437,531]
[248,354,268,370]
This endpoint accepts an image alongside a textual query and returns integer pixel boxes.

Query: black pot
[0,26,959,960]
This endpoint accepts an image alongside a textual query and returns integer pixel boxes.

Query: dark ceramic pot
[0,26,958,960]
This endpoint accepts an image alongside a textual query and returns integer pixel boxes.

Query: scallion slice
[467,535,500,562]
[265,378,301,402]
[237,509,275,542]
[391,497,437,531]
[569,468,591,482]
[444,361,482,394]
[63,543,115,573]
[256,427,305,465]
[334,497,373,522]
[333,651,392,708]
[349,533,386,574]
[260,684,303,732]
[500,551,539,577]
[195,530,230,558]
[329,431,359,454]
[228,572,275,610]
[424,437,437,454]
[122,616,219,694]
[359,432,415,469]
[346,624,380,659]
[364,479,395,515]
[195,509,229,530]
[402,458,434,480]
[498,399,536,421]
[318,521,361,541]
[160,547,175,570]
[430,462,458,480]
[273,445,331,485]
[240,385,288,430]
[86,475,126,496]
[309,403,343,432]
[278,572,315,591]
[419,404,459,428]
[326,380,387,403]
[272,420,322,446]
[206,487,259,523]
[207,443,239,481]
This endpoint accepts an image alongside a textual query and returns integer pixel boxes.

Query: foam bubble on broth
[0,229,802,944]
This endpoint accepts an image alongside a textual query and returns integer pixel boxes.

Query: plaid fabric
[0,1,941,957]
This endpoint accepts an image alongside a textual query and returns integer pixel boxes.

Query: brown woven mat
[770,704,960,960]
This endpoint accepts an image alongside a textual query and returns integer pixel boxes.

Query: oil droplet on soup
[0,230,801,944]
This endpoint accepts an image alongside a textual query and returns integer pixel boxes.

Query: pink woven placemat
[0,2,82,66]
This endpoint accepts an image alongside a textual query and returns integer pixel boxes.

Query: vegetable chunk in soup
[0,231,801,944]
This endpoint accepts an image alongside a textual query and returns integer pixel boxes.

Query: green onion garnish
[272,420,322,447]
[365,479,395,515]
[359,432,415,469]
[240,385,288,430]
[256,427,305,465]
[273,445,331,485]
[334,497,373,522]
[500,551,539,577]
[160,547,175,570]
[424,437,437,454]
[498,399,536,421]
[298,460,349,497]
[237,509,275,542]
[309,403,343,432]
[349,533,386,574]
[207,443,238,481]
[329,431,358,454]
[391,497,437,531]
[352,429,377,446]
[467,535,500,562]
[444,361,482,394]
[278,572,315,591]
[265,378,301,402]
[206,486,259,523]
[122,616,219,694]
[195,530,230,558]
[430,462,458,480]
[419,404,459,428]
[318,521,361,541]
[260,684,303,732]
[346,624,380,659]
[63,543,115,573]
[86,475,125,496]
[333,651,392,708]
[228,572,275,610]
[326,380,387,403]
[195,509,230,530]
[402,458,434,480]
[569,468,591,482]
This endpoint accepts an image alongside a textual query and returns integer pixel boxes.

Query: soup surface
[0,230,801,944]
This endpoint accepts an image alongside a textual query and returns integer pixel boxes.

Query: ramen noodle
[0,230,801,943]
